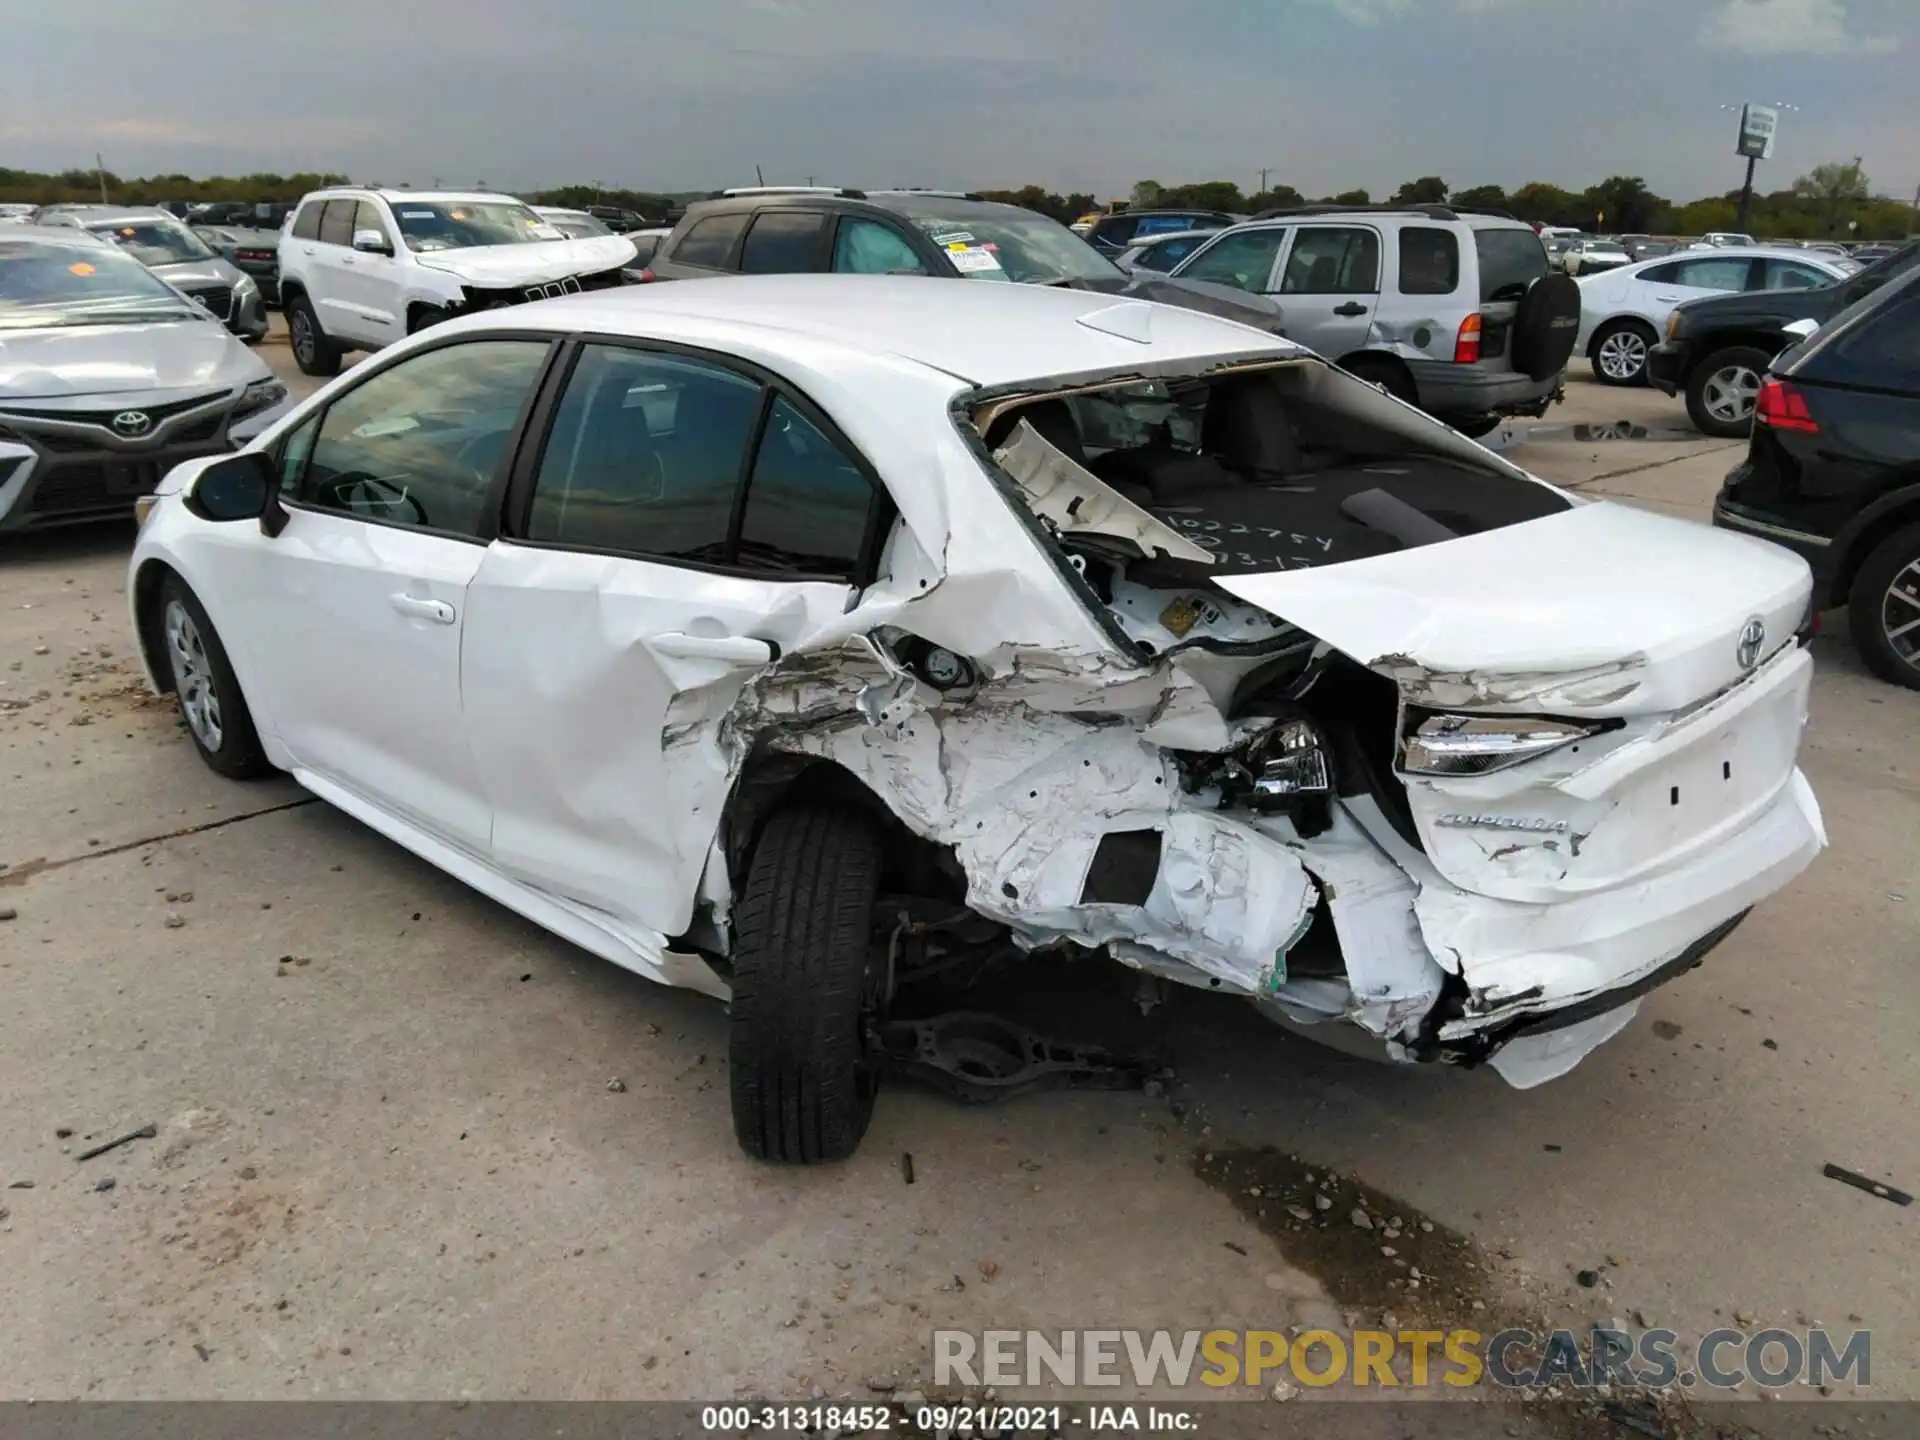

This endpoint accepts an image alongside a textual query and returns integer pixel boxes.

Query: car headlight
[233,273,258,298]
[1400,713,1605,776]
[232,377,287,419]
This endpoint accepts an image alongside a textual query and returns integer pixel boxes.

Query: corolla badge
[110,410,153,437]
[1736,616,1766,671]
[1434,814,1569,834]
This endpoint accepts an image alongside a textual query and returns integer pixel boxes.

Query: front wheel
[1685,346,1770,438]
[285,294,341,377]
[1591,321,1655,387]
[1450,414,1503,439]
[1847,524,1920,690]
[728,807,886,1163]
[158,576,274,779]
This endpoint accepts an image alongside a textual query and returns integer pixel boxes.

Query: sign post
[1734,104,1780,235]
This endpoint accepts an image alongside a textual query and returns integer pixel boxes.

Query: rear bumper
[1712,491,1840,604]
[1647,340,1692,395]
[1404,359,1562,420]
[1429,763,1824,1082]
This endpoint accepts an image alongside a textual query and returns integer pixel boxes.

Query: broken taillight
[1453,313,1482,365]
[1754,379,1820,434]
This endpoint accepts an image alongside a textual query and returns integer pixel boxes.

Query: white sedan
[1575,247,1851,386]
[127,277,1825,1162]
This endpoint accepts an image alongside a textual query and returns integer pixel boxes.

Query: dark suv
[1081,208,1238,256]
[1713,266,1920,688]
[1649,240,1920,437]
[643,188,1290,335]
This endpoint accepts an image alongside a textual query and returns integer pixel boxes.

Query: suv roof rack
[866,188,985,201]
[1253,202,1464,221]
[715,186,869,199]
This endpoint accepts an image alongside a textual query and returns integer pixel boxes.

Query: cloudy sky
[4,0,1915,201]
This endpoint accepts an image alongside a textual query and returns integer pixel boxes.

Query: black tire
[156,575,274,779]
[729,807,885,1163]
[1685,345,1771,438]
[1449,415,1503,439]
[285,293,341,377]
[1590,319,1656,387]
[1340,354,1415,404]
[1509,272,1582,381]
[1847,523,1920,690]
[409,304,452,335]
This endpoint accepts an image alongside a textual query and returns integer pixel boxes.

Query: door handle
[391,593,456,625]
[1653,294,1680,303]
[651,631,777,665]
[1333,301,1369,316]
[340,257,355,266]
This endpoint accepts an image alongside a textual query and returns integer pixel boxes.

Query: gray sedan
[0,227,286,532]
[32,205,268,342]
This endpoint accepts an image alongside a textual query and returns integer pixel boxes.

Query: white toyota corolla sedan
[128,276,1826,1162]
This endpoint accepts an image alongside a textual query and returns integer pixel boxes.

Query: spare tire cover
[1510,272,1581,381]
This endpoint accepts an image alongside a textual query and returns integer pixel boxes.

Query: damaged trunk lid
[1210,502,1817,904]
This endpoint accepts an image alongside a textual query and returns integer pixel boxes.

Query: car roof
[1623,246,1844,269]
[0,224,121,249]
[1122,229,1220,247]
[303,189,522,205]
[441,274,1301,388]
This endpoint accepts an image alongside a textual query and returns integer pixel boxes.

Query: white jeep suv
[276,189,637,375]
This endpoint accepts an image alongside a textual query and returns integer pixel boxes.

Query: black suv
[1081,208,1238,256]
[1649,240,1920,437]
[642,188,1290,335]
[1713,264,1920,688]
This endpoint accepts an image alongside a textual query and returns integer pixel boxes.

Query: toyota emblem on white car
[1737,616,1767,670]
[111,410,153,437]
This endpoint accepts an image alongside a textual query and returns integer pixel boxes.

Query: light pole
[1719,101,1799,234]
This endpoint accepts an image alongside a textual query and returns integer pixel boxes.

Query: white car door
[302,197,383,347]
[461,340,885,936]
[1630,252,1760,329]
[327,198,406,347]
[240,335,556,852]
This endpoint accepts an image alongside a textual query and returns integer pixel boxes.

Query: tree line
[3,162,1911,240]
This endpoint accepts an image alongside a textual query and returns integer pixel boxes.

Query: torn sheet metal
[777,701,1316,996]
[992,419,1216,564]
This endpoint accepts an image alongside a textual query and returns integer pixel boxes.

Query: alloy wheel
[1702,364,1762,426]
[290,310,314,366]
[1597,330,1648,381]
[163,600,224,752]
[1883,558,1920,673]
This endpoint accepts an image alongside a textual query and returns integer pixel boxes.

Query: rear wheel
[1847,524,1920,690]
[1591,320,1656,386]
[158,576,273,779]
[1685,346,1769,438]
[728,807,886,1163]
[285,294,341,377]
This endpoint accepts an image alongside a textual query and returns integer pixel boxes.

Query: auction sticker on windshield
[950,247,1003,274]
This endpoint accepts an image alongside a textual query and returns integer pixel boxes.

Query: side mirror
[351,228,392,255]
[188,452,281,532]
[1782,318,1820,341]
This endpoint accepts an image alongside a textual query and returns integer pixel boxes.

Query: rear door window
[1398,227,1460,295]
[1473,228,1548,302]
[1280,226,1380,294]
[739,211,830,274]
[1672,256,1757,291]
[670,213,749,269]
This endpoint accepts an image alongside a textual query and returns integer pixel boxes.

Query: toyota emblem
[110,410,153,437]
[1736,616,1766,671]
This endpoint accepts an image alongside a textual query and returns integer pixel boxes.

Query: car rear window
[1474,227,1548,302]
[1399,227,1459,295]
[673,213,749,269]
